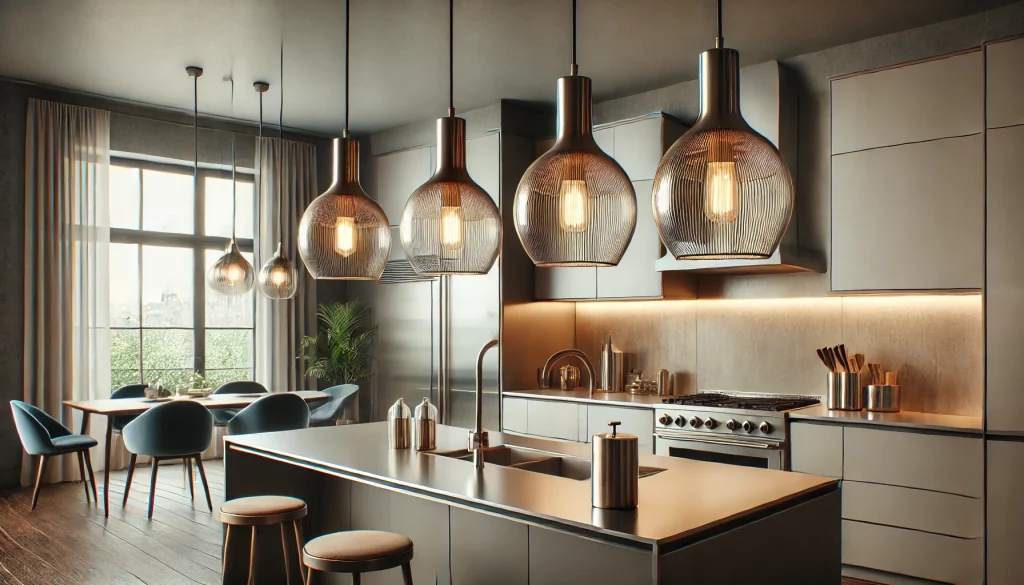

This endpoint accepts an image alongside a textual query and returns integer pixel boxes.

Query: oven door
[655,429,785,470]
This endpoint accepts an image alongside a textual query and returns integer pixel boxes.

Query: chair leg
[400,563,413,585]
[186,457,195,500]
[247,526,258,585]
[221,525,232,585]
[194,455,213,512]
[123,454,137,507]
[147,457,160,519]
[84,450,98,503]
[77,451,90,504]
[280,523,292,585]
[30,456,48,510]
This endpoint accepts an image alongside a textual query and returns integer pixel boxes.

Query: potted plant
[300,301,378,387]
[182,371,212,398]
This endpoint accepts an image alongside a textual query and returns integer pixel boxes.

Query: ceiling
[0,0,1015,135]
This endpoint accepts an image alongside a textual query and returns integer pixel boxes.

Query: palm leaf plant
[300,301,378,385]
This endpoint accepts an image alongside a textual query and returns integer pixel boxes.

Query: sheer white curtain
[255,136,317,392]
[22,99,110,484]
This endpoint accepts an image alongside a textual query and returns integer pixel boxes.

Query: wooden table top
[64,390,329,415]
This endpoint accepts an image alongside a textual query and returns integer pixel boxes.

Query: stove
[653,391,821,470]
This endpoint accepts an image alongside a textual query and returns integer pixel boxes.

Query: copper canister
[591,421,639,509]
[387,398,412,449]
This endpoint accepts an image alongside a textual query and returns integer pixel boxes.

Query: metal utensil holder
[827,372,863,411]
[867,385,901,413]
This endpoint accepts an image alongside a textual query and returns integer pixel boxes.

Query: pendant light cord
[192,73,198,219]
[715,0,724,48]
[279,42,285,245]
[230,77,237,242]
[448,0,454,116]
[571,0,577,74]
[344,0,350,135]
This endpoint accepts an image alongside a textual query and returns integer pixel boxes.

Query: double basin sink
[427,445,664,481]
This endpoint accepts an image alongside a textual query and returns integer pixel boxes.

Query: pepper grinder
[591,421,639,509]
[387,398,412,449]
[413,397,438,451]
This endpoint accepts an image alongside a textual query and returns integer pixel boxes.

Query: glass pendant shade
[653,48,794,260]
[258,242,299,299]
[514,75,636,267]
[400,116,501,275]
[298,137,391,279]
[208,240,255,295]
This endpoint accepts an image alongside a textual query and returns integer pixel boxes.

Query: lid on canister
[388,398,411,420]
[414,397,438,421]
[592,421,637,442]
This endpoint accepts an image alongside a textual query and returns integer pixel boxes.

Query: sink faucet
[469,338,499,469]
[540,349,596,396]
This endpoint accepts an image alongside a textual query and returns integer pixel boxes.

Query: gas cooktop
[661,392,820,412]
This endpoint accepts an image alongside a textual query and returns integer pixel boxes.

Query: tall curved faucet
[540,349,596,396]
[469,338,499,469]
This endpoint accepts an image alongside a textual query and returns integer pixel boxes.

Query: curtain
[255,136,317,392]
[22,99,110,485]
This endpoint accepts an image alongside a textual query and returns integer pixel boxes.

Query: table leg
[103,417,112,517]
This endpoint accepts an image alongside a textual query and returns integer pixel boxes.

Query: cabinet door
[613,117,663,181]
[503,397,528,433]
[597,180,659,299]
[987,37,1024,129]
[831,134,984,291]
[587,405,654,452]
[986,125,1024,433]
[535,266,597,300]
[529,526,651,585]
[526,400,581,441]
[450,507,528,585]
[831,51,983,154]
[842,520,982,585]
[374,146,433,225]
[987,439,1024,585]
[789,422,842,478]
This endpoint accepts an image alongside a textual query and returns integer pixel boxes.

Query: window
[108,158,255,392]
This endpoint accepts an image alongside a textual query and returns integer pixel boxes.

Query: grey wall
[0,78,332,487]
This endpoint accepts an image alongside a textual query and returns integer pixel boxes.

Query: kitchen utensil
[838,344,850,372]
[413,397,438,451]
[599,335,625,393]
[656,369,672,396]
[592,421,639,509]
[867,384,901,412]
[559,365,581,390]
[827,372,863,410]
[826,347,843,373]
[387,398,412,449]
[853,353,865,373]
[886,371,898,386]
[816,348,832,371]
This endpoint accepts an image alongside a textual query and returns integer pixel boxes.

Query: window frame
[109,156,256,387]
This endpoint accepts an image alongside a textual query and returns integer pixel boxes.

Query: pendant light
[513,0,636,267]
[652,0,794,260]
[206,75,256,295]
[257,46,299,299]
[298,0,391,280]
[399,0,501,276]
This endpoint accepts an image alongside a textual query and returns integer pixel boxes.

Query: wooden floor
[0,460,877,584]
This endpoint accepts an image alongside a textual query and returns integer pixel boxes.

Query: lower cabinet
[987,439,1024,585]
[843,520,982,585]
[502,397,654,452]
[526,400,583,441]
[789,421,843,478]
[587,405,654,451]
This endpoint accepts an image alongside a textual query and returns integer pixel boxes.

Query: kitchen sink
[426,446,665,481]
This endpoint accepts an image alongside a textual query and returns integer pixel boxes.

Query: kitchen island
[223,423,840,584]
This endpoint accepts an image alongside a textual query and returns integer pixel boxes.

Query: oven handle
[655,431,783,450]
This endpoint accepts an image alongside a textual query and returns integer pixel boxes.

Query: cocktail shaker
[413,397,438,451]
[592,421,639,509]
[387,398,412,449]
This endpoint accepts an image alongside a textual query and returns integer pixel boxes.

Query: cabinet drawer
[842,481,981,538]
[844,427,982,497]
[789,422,842,478]
[526,400,581,441]
[842,520,982,585]
[586,405,654,451]
[987,37,1024,129]
[502,398,528,433]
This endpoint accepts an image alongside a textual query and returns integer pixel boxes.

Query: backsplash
[574,295,982,416]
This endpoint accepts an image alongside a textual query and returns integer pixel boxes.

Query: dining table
[64,390,329,517]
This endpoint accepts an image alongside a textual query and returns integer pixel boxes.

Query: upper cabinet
[986,37,1024,129]
[534,114,695,301]
[830,51,984,292]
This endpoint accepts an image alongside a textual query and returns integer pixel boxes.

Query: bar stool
[302,530,414,585]
[218,496,308,584]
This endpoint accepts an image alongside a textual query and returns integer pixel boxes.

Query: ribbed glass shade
[653,48,793,260]
[298,137,391,280]
[514,75,636,267]
[400,116,501,276]
[258,242,299,299]
[207,240,255,295]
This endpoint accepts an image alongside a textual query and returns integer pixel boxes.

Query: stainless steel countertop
[503,389,666,407]
[790,404,982,434]
[226,422,837,548]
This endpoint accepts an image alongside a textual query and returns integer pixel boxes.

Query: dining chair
[109,383,148,449]
[10,400,98,510]
[120,400,214,518]
[227,392,311,435]
[309,384,359,427]
[211,380,268,427]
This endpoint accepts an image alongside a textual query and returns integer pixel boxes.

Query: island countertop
[225,422,838,549]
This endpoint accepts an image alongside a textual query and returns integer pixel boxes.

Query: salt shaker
[413,397,438,451]
[387,398,412,449]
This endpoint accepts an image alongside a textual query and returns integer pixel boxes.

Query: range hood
[654,61,822,276]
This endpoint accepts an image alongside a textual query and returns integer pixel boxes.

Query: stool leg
[304,568,313,585]
[352,574,360,585]
[401,563,413,585]
[248,527,258,585]
[292,520,306,583]
[221,525,231,585]
[280,523,292,585]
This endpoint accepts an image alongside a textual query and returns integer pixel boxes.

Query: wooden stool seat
[218,496,308,585]
[302,530,414,584]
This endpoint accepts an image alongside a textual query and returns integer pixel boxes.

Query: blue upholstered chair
[227,392,310,435]
[121,400,214,518]
[10,400,98,510]
[309,384,359,427]
[110,383,148,446]
[211,380,268,427]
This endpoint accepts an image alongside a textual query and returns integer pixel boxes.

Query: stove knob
[658,413,674,426]
[703,417,718,430]
[688,416,703,429]
[725,419,738,431]
[741,420,754,433]
[759,421,773,434]
[674,416,686,427]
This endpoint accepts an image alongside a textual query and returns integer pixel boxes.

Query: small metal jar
[387,398,412,449]
[592,421,639,509]
[413,397,438,451]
